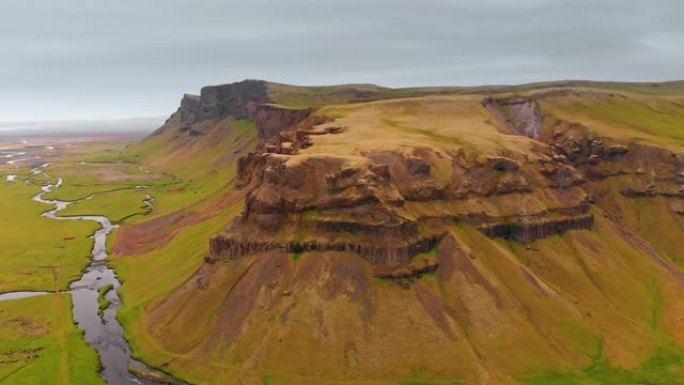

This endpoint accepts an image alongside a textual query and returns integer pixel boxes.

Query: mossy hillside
[132,118,256,179]
[117,249,482,385]
[127,118,257,221]
[494,213,684,384]
[112,212,239,382]
[585,177,684,269]
[116,204,684,385]
[441,213,684,381]
[110,119,257,378]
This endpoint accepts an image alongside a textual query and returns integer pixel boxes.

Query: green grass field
[0,181,98,293]
[59,188,149,223]
[520,345,684,385]
[0,294,103,385]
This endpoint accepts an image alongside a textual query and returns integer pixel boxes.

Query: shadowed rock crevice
[483,96,542,139]
[477,212,593,242]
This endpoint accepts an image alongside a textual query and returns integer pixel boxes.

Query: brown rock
[255,104,311,140]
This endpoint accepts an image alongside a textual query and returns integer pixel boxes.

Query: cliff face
[255,104,312,142]
[487,92,684,240]
[153,81,683,274]
[153,80,311,143]
[212,88,684,274]
[212,136,595,270]
[197,80,269,120]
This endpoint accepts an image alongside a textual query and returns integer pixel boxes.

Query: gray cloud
[0,0,682,121]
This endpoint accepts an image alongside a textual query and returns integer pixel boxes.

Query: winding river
[1,163,182,384]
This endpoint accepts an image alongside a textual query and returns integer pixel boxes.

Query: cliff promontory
[124,80,684,385]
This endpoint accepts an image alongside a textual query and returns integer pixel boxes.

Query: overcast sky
[0,0,682,122]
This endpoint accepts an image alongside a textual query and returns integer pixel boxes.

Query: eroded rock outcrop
[255,104,312,140]
[372,258,439,281]
[483,96,542,139]
[153,80,311,143]
[485,92,684,240]
[478,211,593,242]
[451,155,535,197]
[197,79,269,121]
[202,88,684,272]
[214,143,595,269]
[546,120,684,200]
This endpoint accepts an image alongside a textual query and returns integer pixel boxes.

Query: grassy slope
[468,213,684,384]
[114,213,238,381]
[538,90,684,150]
[0,294,102,385]
[118,213,684,385]
[126,118,255,218]
[110,117,257,379]
[302,94,533,159]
